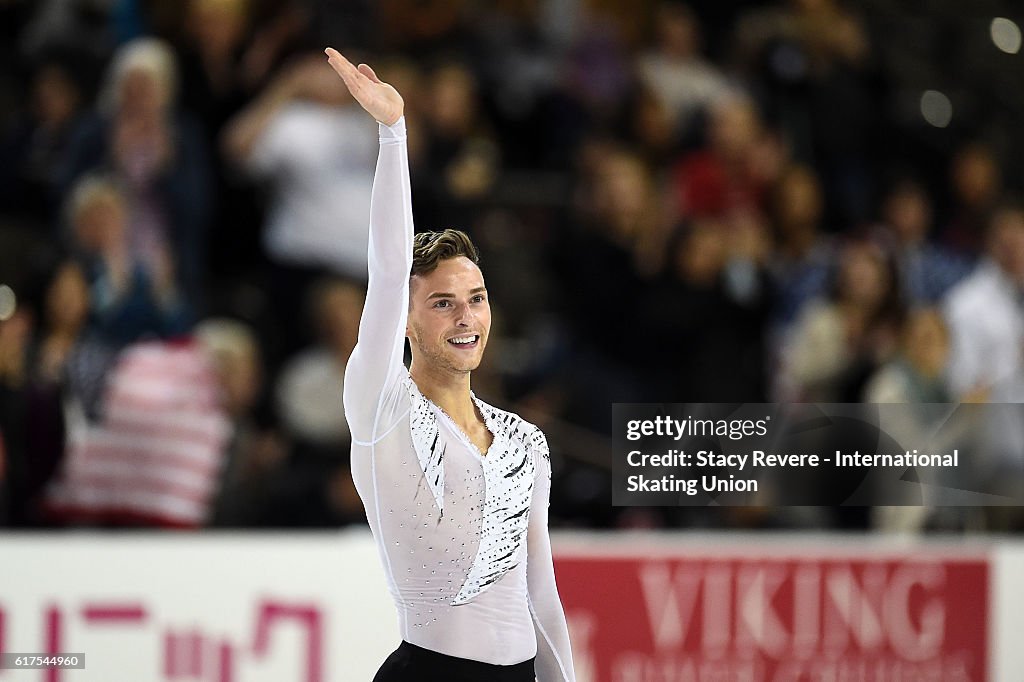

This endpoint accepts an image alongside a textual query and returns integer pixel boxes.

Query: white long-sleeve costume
[343,117,575,681]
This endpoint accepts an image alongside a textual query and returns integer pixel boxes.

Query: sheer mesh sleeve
[527,434,576,682]
[342,117,413,443]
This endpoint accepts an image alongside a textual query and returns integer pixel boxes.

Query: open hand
[325,48,403,126]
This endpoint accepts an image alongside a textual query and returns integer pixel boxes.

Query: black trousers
[372,641,536,682]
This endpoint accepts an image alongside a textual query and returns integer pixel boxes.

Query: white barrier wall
[0,531,1019,681]
[0,532,396,682]
[993,544,1024,681]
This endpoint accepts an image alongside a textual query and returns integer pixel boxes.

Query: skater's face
[407,256,490,375]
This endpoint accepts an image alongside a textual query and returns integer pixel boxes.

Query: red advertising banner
[554,550,988,682]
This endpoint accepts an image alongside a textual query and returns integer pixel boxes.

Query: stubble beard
[409,327,486,377]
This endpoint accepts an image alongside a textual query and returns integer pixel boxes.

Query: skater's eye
[471,294,486,304]
[433,299,452,308]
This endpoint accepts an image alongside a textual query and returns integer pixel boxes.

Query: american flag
[45,339,233,528]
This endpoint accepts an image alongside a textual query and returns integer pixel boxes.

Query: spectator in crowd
[415,61,501,230]
[275,277,361,457]
[968,204,1024,528]
[766,163,834,334]
[46,316,253,527]
[780,237,904,402]
[863,308,955,532]
[641,215,773,402]
[561,9,635,132]
[671,92,774,223]
[863,307,952,404]
[635,3,732,140]
[876,179,971,306]
[0,257,113,525]
[0,51,88,229]
[946,209,1024,528]
[0,304,36,525]
[0,300,63,527]
[31,259,118,422]
[66,173,190,345]
[940,143,1003,258]
[943,200,1024,400]
[202,317,280,526]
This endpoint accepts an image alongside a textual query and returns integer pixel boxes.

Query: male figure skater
[325,47,576,682]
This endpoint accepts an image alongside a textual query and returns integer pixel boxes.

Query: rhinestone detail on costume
[402,372,540,606]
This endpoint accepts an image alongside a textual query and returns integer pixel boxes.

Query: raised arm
[328,48,412,441]
[527,434,576,682]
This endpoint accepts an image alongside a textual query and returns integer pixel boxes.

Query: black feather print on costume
[402,372,543,605]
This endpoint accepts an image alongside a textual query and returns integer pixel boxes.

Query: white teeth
[450,335,477,345]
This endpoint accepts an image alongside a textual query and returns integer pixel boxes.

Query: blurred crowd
[2,0,1024,532]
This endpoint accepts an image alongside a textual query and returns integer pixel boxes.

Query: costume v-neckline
[431,396,496,459]
[404,368,498,458]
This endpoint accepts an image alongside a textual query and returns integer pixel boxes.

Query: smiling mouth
[447,334,480,349]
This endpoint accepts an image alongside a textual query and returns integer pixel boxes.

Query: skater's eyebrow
[425,287,487,300]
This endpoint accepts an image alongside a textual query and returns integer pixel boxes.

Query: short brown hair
[411,229,480,277]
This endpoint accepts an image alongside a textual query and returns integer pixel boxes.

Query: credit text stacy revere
[625,474,757,495]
